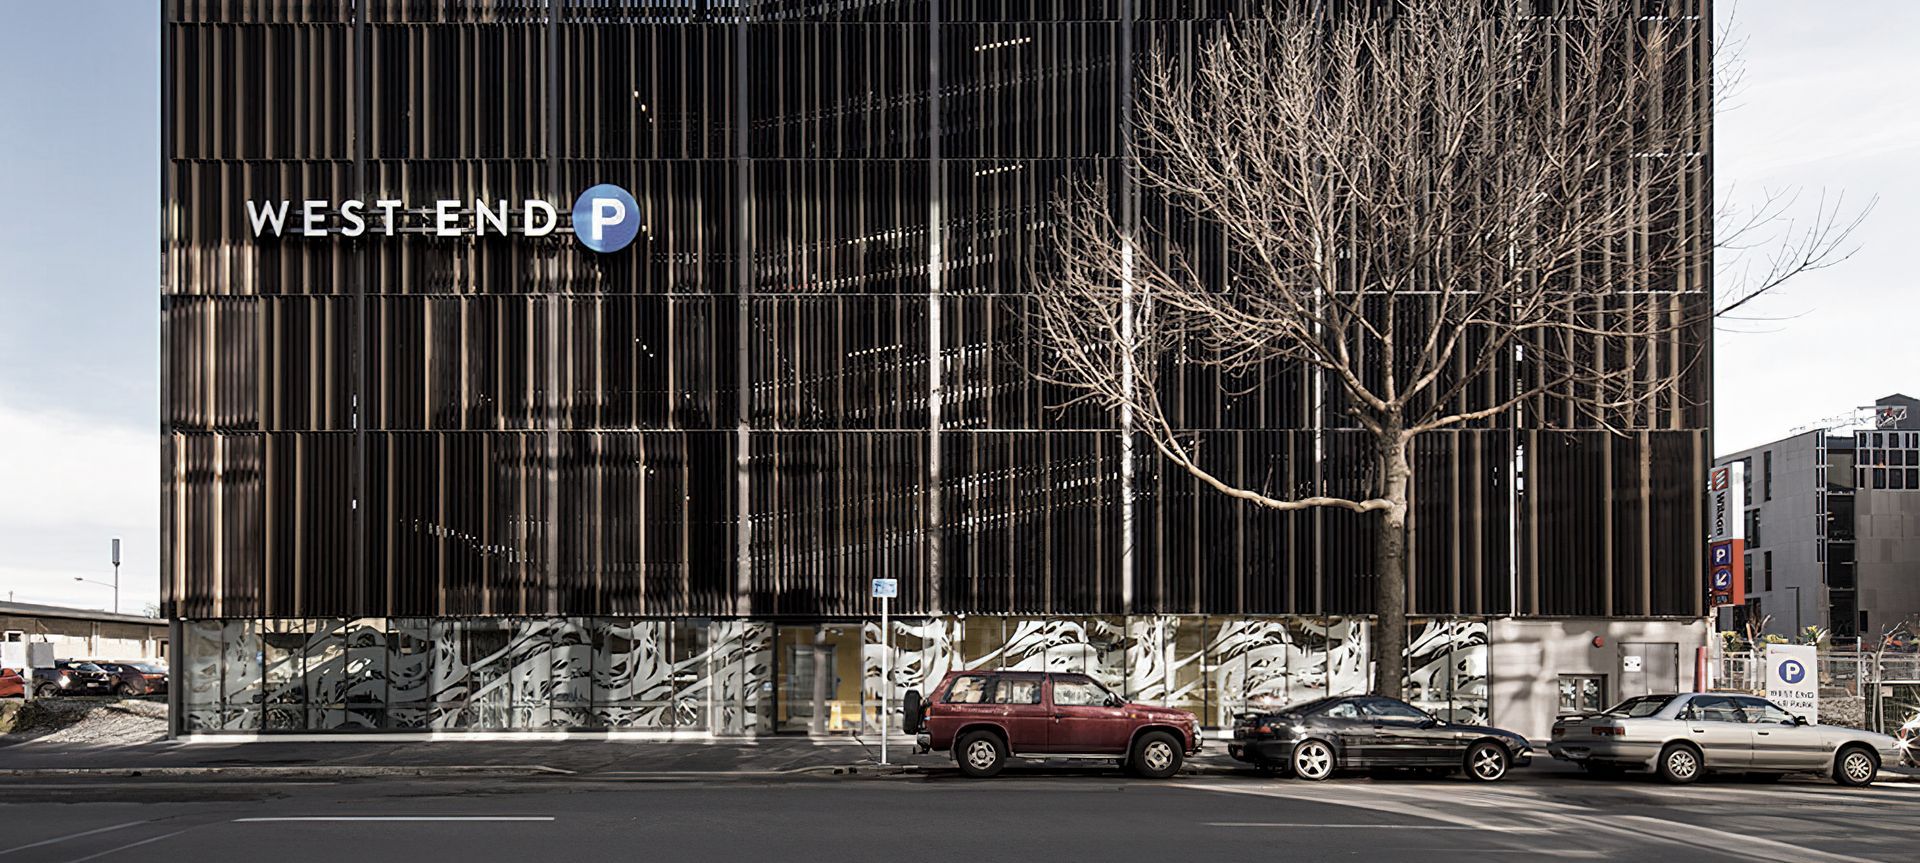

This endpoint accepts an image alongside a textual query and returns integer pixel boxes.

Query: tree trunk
[1372,432,1412,699]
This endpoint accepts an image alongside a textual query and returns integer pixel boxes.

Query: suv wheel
[1129,731,1183,780]
[1657,743,1702,785]
[1834,745,1878,787]
[1465,741,1509,782]
[1291,739,1336,781]
[956,731,1007,779]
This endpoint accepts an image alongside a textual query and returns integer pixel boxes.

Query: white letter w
[247,200,291,236]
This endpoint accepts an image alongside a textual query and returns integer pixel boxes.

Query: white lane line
[232,817,555,823]
[0,822,145,857]
[62,829,189,863]
[1208,823,1554,833]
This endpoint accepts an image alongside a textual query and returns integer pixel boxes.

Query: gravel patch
[2,699,167,745]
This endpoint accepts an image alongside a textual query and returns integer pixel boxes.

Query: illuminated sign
[244,183,642,254]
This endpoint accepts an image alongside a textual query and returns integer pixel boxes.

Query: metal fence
[1716,651,1920,738]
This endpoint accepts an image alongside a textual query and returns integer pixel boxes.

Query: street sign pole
[881,591,890,766]
[871,577,898,766]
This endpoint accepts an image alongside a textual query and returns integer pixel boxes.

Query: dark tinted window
[1308,699,1362,720]
[1362,699,1429,721]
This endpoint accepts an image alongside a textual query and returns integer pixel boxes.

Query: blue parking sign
[1712,566,1732,590]
[1711,543,1733,566]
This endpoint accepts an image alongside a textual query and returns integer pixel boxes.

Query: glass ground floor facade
[178,616,1495,735]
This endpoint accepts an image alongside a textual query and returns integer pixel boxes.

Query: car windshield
[1601,695,1675,717]
[69,663,105,672]
[129,663,165,673]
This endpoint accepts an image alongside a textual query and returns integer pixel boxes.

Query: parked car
[30,661,116,697]
[905,670,1203,779]
[112,661,168,696]
[1549,692,1903,786]
[92,662,159,696]
[0,668,24,698]
[1227,695,1532,781]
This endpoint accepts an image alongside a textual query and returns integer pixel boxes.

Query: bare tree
[1032,1,1860,697]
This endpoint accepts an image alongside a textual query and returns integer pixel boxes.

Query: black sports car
[1228,695,1532,781]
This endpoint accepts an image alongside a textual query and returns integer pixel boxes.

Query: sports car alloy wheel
[1466,742,1508,782]
[1293,740,1335,781]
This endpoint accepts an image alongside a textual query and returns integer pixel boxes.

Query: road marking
[0,822,144,856]
[232,817,555,823]
[1207,822,1553,833]
[62,829,189,863]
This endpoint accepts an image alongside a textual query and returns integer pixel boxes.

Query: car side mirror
[1792,715,1809,726]
[1106,693,1124,708]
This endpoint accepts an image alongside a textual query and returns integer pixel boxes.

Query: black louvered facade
[162,0,1713,626]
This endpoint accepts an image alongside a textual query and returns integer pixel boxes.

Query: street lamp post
[75,538,121,614]
[1787,585,1803,637]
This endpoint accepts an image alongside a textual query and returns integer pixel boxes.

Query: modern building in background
[1717,394,1920,644]
[163,1,1714,740]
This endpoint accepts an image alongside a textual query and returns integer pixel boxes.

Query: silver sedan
[1548,692,1904,786]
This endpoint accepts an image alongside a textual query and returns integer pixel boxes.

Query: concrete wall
[1487,617,1709,740]
[0,615,168,664]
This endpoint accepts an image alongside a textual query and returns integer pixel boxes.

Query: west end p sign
[1766,643,1819,724]
[244,183,644,254]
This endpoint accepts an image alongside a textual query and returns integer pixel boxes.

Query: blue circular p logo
[571,183,640,253]
[1779,660,1806,684]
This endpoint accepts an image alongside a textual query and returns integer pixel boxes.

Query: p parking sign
[1765,644,1819,724]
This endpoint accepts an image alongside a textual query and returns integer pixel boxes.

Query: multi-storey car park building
[163,0,1715,740]
[1716,394,1920,644]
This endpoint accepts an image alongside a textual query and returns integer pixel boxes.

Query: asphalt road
[2,768,1916,863]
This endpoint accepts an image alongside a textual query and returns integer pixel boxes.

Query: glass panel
[181,620,224,732]
[505,619,554,730]
[303,619,348,730]
[550,617,595,729]
[344,618,387,730]
[462,619,514,731]
[222,619,263,731]
[429,618,471,730]
[669,620,711,730]
[262,619,306,731]
[592,619,668,729]
[388,618,432,730]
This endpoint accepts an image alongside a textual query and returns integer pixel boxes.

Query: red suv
[905,670,1203,779]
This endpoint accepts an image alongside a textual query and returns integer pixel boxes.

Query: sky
[0,3,1913,612]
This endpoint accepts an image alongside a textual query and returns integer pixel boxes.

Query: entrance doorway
[774,623,867,735]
